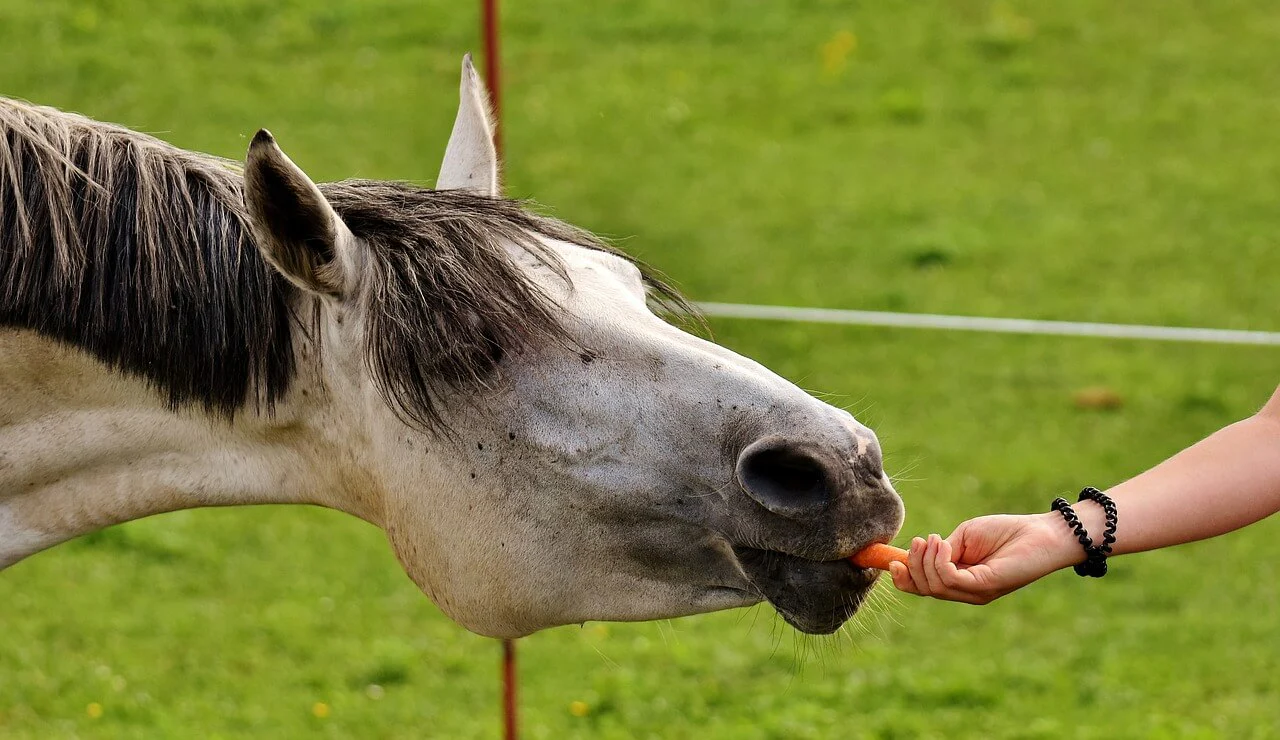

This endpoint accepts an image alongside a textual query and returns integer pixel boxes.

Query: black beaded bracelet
[1078,487,1118,556]
[1050,487,1118,578]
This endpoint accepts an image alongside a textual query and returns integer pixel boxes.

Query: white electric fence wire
[697,302,1280,347]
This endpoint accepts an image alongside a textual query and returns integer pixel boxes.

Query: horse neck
[0,328,379,570]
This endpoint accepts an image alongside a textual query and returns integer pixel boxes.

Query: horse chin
[732,546,879,635]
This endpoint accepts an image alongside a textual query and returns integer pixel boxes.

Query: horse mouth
[733,546,879,634]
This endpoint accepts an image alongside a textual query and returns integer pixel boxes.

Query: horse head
[240,57,904,637]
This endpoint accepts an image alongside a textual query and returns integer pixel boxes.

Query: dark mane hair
[0,98,686,427]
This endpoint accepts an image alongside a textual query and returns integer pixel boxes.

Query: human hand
[888,513,1080,604]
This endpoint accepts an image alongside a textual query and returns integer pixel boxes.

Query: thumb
[945,520,981,565]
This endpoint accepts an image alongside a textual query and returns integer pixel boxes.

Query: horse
[0,57,904,639]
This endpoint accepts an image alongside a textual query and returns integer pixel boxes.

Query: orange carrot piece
[850,543,908,571]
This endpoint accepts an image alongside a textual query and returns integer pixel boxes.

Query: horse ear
[436,54,500,196]
[243,130,355,298]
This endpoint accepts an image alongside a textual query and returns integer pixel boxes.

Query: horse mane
[0,97,685,428]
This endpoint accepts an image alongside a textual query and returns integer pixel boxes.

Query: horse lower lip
[731,546,876,634]
[696,585,761,611]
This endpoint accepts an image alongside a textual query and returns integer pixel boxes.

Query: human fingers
[888,561,920,595]
[898,534,997,604]
[906,537,930,593]
[899,556,994,605]
[933,538,963,588]
[921,534,948,594]
[933,538,985,595]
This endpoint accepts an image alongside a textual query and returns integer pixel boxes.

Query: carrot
[850,543,908,571]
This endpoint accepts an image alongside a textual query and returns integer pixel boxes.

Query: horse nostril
[736,439,833,518]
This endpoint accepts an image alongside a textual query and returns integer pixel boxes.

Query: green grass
[2,0,1279,737]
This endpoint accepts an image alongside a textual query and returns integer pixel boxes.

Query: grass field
[2,0,1279,737]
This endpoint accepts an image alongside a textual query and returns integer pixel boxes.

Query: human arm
[890,384,1280,604]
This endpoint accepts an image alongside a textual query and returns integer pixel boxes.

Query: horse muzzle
[725,411,903,633]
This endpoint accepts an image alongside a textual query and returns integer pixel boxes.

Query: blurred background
[1,1,1278,737]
